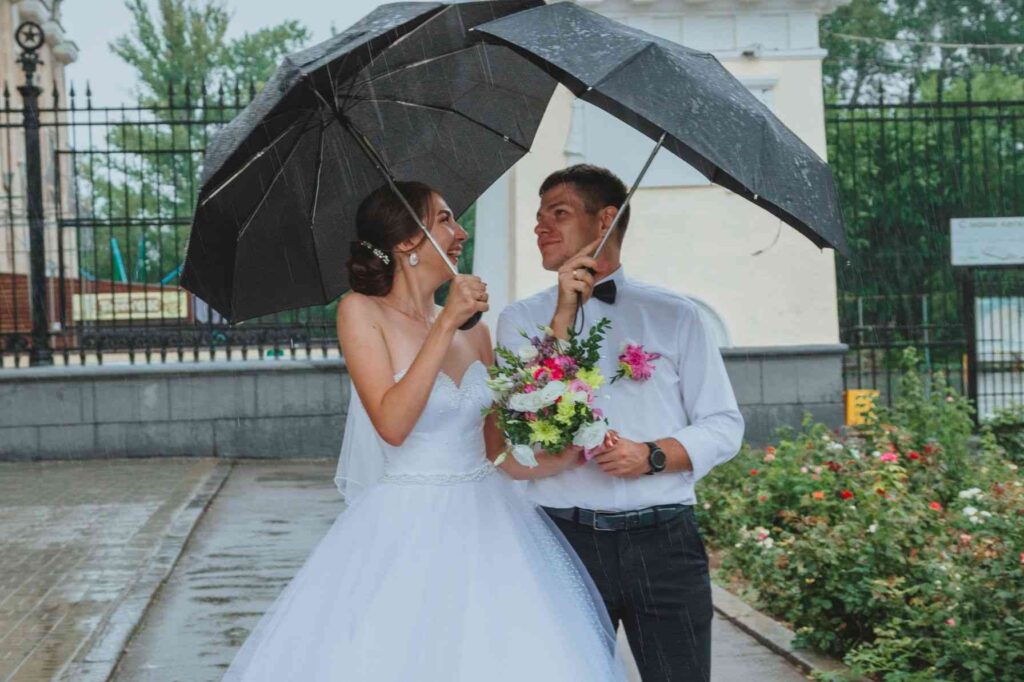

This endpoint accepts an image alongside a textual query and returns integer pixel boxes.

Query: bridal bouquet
[487,319,611,468]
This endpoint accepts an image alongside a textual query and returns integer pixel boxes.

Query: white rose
[572,420,608,450]
[508,391,543,413]
[535,381,566,409]
[962,506,978,517]
[510,443,538,468]
[518,344,539,362]
[957,488,982,500]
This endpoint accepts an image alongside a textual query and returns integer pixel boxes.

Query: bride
[222,181,625,681]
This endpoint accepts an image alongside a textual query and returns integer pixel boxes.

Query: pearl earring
[409,252,419,267]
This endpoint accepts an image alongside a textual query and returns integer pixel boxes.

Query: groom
[496,165,744,681]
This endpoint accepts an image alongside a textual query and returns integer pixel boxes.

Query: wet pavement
[112,460,808,682]
[0,458,226,682]
[1,458,807,681]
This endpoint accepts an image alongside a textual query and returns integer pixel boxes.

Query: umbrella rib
[347,96,529,153]
[234,117,310,244]
[307,117,330,302]
[348,46,478,93]
[590,41,660,92]
[200,117,308,207]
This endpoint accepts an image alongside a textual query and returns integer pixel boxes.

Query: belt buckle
[591,510,619,532]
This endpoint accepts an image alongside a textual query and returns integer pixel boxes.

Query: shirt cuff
[668,426,720,484]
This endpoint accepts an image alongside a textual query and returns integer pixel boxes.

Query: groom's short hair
[540,165,630,242]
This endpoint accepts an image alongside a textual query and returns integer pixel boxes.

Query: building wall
[479,0,846,347]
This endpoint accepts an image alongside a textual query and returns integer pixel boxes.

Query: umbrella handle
[459,311,483,331]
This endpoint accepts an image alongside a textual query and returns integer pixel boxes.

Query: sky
[62,0,388,105]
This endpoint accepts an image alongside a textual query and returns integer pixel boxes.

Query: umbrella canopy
[472,2,847,254]
[182,0,555,322]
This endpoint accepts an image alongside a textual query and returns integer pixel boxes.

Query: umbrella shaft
[344,121,460,277]
[593,131,666,259]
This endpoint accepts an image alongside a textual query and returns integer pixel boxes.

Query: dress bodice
[381,360,495,483]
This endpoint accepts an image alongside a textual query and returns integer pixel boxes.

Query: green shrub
[699,349,1024,681]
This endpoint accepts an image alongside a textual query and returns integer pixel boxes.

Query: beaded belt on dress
[380,461,495,486]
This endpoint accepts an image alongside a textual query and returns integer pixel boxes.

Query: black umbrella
[472,1,847,256]
[181,0,555,323]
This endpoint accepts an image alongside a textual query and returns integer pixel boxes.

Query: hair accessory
[359,240,391,265]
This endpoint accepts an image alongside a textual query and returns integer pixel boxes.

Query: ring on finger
[572,269,580,280]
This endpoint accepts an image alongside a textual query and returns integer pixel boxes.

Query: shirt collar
[594,265,625,289]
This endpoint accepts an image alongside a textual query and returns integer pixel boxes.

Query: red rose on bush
[840,490,854,500]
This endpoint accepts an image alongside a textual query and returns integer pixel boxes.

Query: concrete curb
[712,583,868,681]
[59,460,234,682]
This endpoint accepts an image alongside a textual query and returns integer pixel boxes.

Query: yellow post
[845,389,879,426]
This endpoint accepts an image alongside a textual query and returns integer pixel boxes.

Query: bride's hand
[439,274,489,331]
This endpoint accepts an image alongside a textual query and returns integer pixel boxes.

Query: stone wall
[0,345,844,459]
[0,360,349,460]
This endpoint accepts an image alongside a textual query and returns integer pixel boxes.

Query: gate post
[961,268,979,423]
[16,21,53,366]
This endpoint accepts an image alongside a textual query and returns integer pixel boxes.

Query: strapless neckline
[392,359,488,391]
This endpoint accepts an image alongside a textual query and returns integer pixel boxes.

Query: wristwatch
[645,442,667,475]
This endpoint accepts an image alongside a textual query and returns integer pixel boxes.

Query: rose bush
[699,350,1024,681]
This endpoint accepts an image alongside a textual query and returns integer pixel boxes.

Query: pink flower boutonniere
[612,342,661,383]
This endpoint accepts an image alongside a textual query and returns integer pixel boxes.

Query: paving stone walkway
[0,458,809,681]
[112,461,808,682]
[0,458,225,682]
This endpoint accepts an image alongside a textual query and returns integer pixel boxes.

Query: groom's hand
[551,239,602,337]
[594,434,651,479]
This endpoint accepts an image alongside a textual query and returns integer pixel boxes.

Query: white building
[474,0,851,442]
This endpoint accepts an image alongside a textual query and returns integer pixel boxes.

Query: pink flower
[946,618,956,627]
[800,466,809,474]
[880,452,900,463]
[612,343,661,383]
[554,355,576,371]
[763,453,776,463]
[523,384,537,394]
[592,408,604,420]
[959,534,972,545]
[929,501,943,511]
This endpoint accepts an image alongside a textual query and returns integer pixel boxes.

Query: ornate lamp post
[16,21,53,366]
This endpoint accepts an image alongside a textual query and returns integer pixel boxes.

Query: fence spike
[217,82,225,107]
[233,80,241,107]
[85,80,92,109]
[184,80,192,106]
[248,78,255,101]
[167,80,175,106]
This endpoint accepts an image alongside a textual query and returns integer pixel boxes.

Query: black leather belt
[542,504,689,531]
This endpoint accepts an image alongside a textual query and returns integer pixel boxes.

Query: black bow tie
[592,279,617,304]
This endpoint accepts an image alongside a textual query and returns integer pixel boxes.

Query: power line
[826,31,1024,51]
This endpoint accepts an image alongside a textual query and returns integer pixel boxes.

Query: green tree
[822,0,1024,104]
[79,0,309,287]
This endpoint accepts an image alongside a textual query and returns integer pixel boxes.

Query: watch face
[650,447,667,471]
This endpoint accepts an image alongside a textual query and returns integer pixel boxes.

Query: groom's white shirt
[496,267,744,511]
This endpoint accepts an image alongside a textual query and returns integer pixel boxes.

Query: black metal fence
[828,90,1024,418]
[1,27,340,367]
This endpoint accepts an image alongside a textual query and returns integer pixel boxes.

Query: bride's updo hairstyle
[347,181,435,296]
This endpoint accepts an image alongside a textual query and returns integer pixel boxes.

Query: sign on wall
[950,216,1024,266]
[72,291,189,322]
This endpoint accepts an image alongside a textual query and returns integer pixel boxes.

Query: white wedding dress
[223,360,625,681]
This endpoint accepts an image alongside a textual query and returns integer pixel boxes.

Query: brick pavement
[113,461,808,682]
[0,458,225,682]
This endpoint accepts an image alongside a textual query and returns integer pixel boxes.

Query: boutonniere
[611,342,661,383]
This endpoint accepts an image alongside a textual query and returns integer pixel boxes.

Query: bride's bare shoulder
[336,293,382,330]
